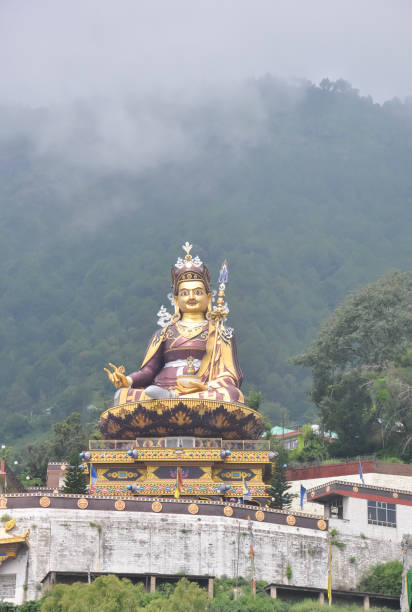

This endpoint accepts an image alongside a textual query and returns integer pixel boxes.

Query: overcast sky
[1,0,412,106]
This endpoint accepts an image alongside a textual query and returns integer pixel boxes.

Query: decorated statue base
[99,398,265,440]
[91,243,274,505]
[80,435,274,504]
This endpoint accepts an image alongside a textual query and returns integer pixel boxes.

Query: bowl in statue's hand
[176,375,203,388]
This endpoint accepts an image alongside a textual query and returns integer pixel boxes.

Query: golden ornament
[176,321,206,339]
[77,498,88,509]
[5,519,15,532]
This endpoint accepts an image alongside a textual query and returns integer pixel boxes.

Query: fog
[1,1,411,182]
[1,0,411,106]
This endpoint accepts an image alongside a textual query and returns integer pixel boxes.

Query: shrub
[358,561,403,596]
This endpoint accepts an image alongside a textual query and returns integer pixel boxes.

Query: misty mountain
[1,77,412,442]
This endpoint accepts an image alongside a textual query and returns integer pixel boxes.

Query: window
[283,438,298,450]
[367,500,396,527]
[329,496,343,519]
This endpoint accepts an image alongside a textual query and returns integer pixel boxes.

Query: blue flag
[300,484,306,509]
[242,477,251,502]
[90,464,98,486]
[358,460,365,484]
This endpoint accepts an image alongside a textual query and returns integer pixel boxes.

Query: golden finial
[182,241,193,261]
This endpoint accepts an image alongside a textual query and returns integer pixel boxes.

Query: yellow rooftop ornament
[0,518,30,566]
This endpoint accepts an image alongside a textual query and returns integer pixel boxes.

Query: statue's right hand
[104,363,130,389]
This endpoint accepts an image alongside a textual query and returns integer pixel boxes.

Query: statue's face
[175,280,210,314]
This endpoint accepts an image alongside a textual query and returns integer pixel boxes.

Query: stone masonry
[0,505,406,605]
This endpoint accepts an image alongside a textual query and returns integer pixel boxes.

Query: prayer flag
[247,516,256,597]
[401,569,411,612]
[300,484,307,509]
[401,535,410,612]
[90,464,98,486]
[358,459,365,484]
[174,466,183,498]
[242,477,251,502]
[328,533,332,605]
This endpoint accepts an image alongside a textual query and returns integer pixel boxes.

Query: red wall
[286,459,412,481]
[286,460,375,482]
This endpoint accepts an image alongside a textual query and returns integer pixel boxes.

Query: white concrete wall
[329,496,412,541]
[1,508,331,604]
[0,506,409,605]
[289,473,412,514]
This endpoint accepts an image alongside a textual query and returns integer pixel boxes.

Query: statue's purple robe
[116,320,244,404]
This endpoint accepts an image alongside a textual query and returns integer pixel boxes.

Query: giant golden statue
[105,242,244,404]
[101,243,263,439]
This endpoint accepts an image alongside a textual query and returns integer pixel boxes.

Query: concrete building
[308,479,412,541]
[286,459,412,514]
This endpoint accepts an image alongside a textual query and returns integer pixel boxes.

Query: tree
[358,561,403,596]
[267,441,295,509]
[49,412,91,462]
[41,574,150,611]
[17,412,97,486]
[293,271,412,456]
[365,358,412,458]
[61,454,87,494]
[246,390,262,411]
[39,575,208,612]
[293,426,330,463]
[146,578,208,612]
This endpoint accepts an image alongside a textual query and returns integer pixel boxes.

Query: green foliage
[61,461,87,494]
[0,602,42,611]
[246,390,262,411]
[267,440,295,509]
[15,412,97,485]
[12,576,401,612]
[148,577,209,611]
[211,578,285,612]
[329,529,345,549]
[294,271,412,457]
[358,561,403,596]
[292,426,330,464]
[40,575,151,611]
[286,565,292,580]
[40,576,208,612]
[366,361,412,459]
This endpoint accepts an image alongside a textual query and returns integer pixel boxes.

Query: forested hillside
[1,77,412,443]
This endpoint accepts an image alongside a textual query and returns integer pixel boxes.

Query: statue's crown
[171,242,210,294]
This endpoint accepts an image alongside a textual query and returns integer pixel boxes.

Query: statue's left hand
[104,363,130,389]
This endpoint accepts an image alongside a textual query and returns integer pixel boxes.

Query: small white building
[307,479,412,541]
